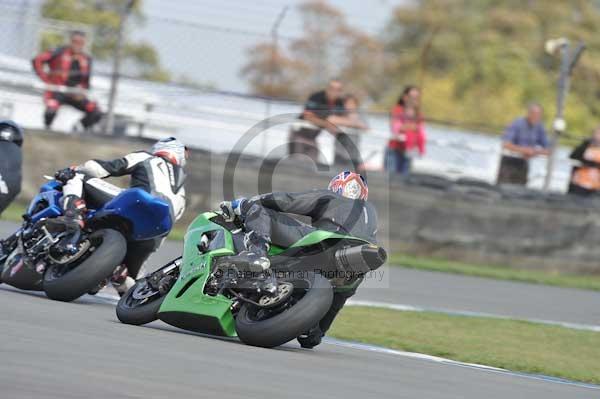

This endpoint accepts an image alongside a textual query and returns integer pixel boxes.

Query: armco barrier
[16,130,600,274]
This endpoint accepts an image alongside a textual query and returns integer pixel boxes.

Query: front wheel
[43,229,127,302]
[235,272,333,348]
[116,260,180,325]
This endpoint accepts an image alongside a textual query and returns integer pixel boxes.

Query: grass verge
[391,254,600,292]
[329,306,600,384]
[1,202,27,223]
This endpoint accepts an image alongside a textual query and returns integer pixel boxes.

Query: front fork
[147,256,182,294]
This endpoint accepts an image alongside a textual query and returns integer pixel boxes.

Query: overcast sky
[133,0,406,93]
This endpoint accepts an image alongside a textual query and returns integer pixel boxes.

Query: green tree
[240,42,309,99]
[383,0,600,139]
[40,0,170,82]
[240,0,385,101]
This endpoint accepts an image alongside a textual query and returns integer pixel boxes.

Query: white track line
[96,291,600,389]
[347,299,600,332]
[324,338,600,391]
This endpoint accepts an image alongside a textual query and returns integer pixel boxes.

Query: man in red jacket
[32,31,102,131]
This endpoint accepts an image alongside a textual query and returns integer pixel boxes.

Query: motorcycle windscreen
[27,189,63,223]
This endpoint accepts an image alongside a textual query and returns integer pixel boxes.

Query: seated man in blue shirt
[497,103,550,185]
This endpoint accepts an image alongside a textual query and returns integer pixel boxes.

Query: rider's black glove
[55,167,76,183]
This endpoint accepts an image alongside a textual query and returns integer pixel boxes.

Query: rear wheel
[43,229,126,302]
[116,262,179,325]
[235,272,333,348]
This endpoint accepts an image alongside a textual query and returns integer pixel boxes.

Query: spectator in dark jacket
[569,125,600,196]
[289,79,347,163]
[32,31,102,131]
[497,103,549,185]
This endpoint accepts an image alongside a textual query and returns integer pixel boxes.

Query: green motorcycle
[116,211,386,348]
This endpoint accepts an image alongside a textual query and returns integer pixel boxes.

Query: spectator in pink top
[385,85,426,174]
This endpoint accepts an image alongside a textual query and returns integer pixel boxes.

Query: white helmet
[151,137,188,167]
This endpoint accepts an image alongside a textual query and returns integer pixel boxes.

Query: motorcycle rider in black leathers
[0,121,23,216]
[54,137,187,295]
[221,171,376,348]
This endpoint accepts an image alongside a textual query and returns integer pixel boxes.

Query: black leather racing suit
[240,189,378,334]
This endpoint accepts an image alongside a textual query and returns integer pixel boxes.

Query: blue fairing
[100,188,173,240]
[27,183,63,222]
[26,180,173,241]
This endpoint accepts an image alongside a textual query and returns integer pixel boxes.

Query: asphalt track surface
[1,286,597,399]
[1,221,599,397]
[1,220,599,326]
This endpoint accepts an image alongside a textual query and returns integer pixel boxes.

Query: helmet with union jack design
[327,171,368,200]
[151,136,188,167]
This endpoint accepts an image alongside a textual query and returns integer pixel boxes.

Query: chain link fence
[0,0,576,192]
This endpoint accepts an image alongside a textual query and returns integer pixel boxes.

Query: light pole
[261,6,288,155]
[542,38,585,191]
[104,0,136,136]
[264,6,288,122]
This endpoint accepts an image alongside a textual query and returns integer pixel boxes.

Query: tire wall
[18,130,600,273]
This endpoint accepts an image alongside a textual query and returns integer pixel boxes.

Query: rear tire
[43,229,126,302]
[235,272,333,348]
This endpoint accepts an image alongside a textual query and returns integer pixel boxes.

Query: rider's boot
[297,326,324,349]
[222,231,276,294]
[55,195,86,255]
[61,195,86,228]
[110,264,136,297]
[233,231,271,272]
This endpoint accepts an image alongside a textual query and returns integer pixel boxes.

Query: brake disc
[258,282,294,308]
[48,240,91,265]
[132,280,160,300]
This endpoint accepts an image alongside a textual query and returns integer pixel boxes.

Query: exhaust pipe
[335,244,387,274]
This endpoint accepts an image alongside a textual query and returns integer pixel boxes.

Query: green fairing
[158,212,237,337]
[268,231,351,255]
[289,230,356,247]
[158,212,372,337]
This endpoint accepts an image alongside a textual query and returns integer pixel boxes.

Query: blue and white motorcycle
[0,176,173,302]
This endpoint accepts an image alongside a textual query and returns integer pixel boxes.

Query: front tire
[43,229,126,302]
[116,260,180,325]
[235,272,333,348]
[116,279,166,325]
